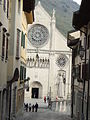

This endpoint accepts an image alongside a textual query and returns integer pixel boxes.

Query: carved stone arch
[30,81,43,99]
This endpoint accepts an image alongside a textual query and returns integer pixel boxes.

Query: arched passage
[30,81,43,99]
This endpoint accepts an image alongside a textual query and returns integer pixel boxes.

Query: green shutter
[23,34,25,48]
[24,67,26,79]
[21,32,23,46]
[20,66,23,80]
[22,66,23,80]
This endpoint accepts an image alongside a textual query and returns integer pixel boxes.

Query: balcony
[67,30,80,49]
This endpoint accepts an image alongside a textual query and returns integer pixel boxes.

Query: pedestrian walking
[26,103,28,112]
[32,104,35,112]
[29,103,31,112]
[44,96,46,103]
[35,102,38,112]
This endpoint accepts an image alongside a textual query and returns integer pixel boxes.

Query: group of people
[24,102,38,112]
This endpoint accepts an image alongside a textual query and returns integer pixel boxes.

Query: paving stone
[16,108,72,120]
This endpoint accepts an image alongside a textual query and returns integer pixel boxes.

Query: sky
[73,0,82,5]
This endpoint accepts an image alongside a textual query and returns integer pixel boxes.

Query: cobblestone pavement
[16,108,72,120]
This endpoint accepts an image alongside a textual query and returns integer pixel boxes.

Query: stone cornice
[27,49,72,55]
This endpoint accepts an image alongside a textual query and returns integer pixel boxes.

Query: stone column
[63,101,66,112]
[55,102,58,111]
[59,101,63,112]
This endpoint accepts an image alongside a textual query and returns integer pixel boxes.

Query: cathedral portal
[30,81,43,99]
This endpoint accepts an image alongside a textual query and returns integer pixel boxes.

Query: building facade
[16,3,35,112]
[0,0,35,120]
[7,0,35,119]
[67,0,90,119]
[25,1,72,112]
[0,0,10,120]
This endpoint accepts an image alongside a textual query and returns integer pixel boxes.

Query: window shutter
[6,37,8,60]
[24,67,26,79]
[21,32,23,47]
[20,66,22,80]
[23,34,25,48]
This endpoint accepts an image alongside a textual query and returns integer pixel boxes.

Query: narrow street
[16,108,72,120]
[1,0,90,120]
[16,99,72,120]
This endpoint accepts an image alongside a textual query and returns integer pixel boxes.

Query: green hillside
[35,0,79,37]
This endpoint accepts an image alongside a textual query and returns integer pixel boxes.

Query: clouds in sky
[73,0,81,5]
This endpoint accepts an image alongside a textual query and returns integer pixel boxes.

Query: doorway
[32,88,39,98]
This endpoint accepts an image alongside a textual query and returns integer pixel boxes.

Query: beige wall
[0,0,9,88]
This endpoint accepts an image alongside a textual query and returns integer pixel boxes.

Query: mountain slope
[36,0,79,37]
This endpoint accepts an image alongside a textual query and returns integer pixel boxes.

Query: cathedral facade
[25,2,72,103]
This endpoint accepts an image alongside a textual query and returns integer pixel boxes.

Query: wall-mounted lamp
[20,77,30,84]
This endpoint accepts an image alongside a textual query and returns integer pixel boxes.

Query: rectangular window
[20,66,23,80]
[5,37,8,60]
[3,0,6,12]
[82,63,89,81]
[7,0,9,18]
[16,29,20,59]
[18,0,21,14]
[2,31,5,60]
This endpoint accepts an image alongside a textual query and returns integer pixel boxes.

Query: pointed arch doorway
[31,81,43,99]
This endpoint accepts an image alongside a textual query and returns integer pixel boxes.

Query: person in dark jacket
[32,104,34,112]
[25,103,28,112]
[35,102,38,112]
[29,103,31,112]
